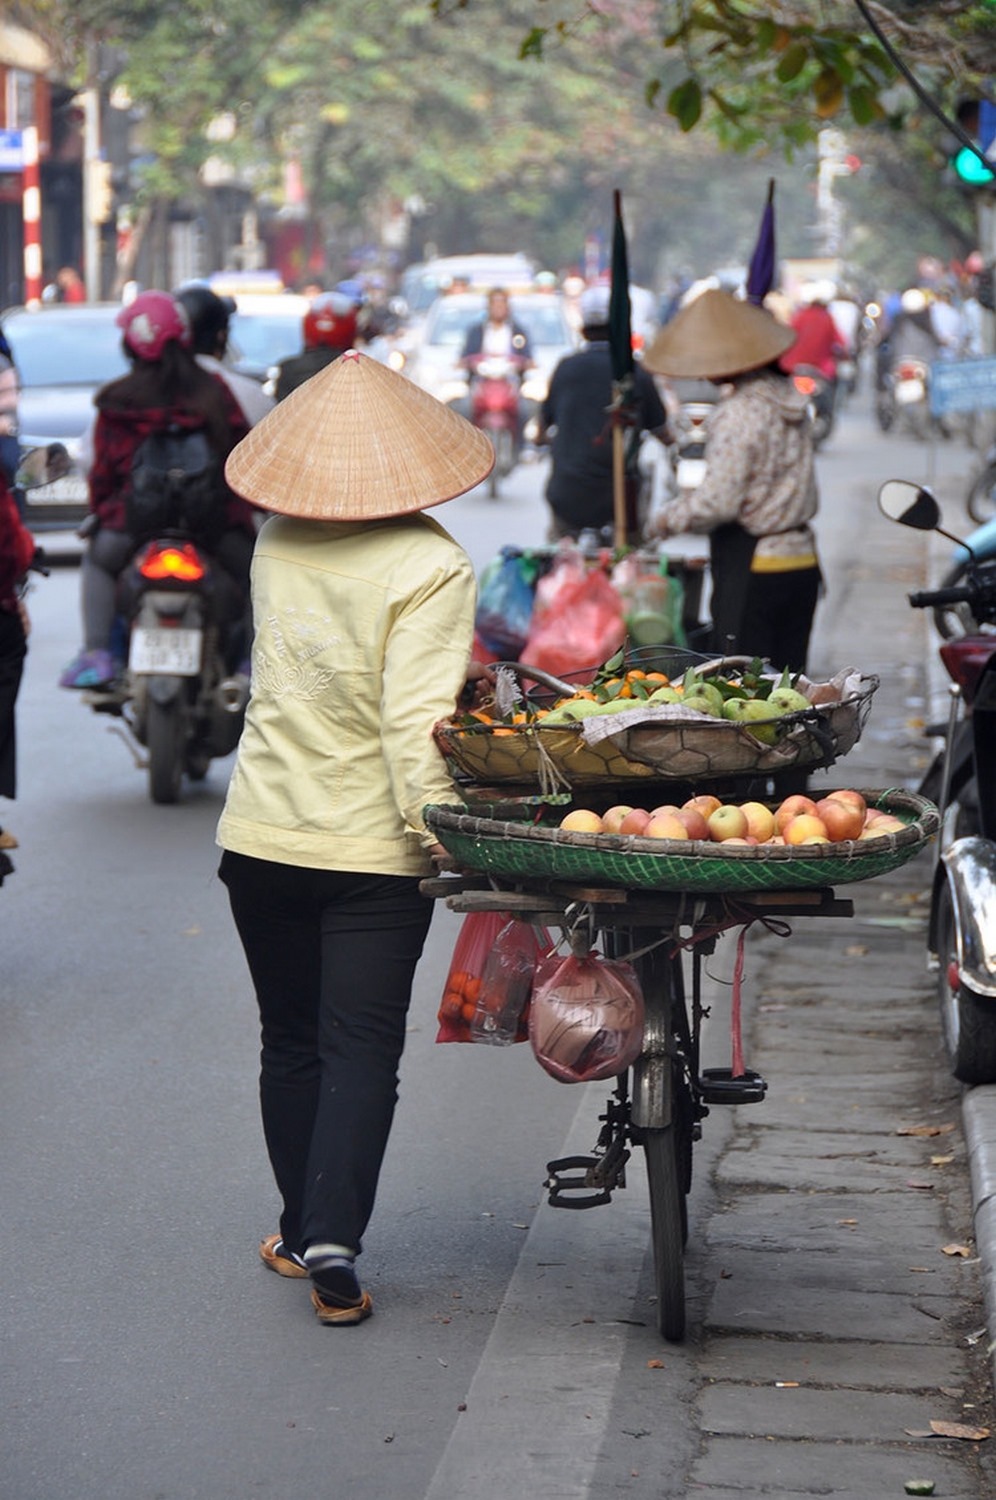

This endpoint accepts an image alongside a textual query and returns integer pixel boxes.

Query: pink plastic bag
[520,567,625,682]
[528,951,645,1083]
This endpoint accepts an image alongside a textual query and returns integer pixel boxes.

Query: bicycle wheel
[643,1124,686,1341]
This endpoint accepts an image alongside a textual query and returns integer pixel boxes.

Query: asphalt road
[3,389,994,1499]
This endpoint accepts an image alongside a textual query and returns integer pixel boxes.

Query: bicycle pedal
[697,1068,767,1105]
[544,1154,616,1209]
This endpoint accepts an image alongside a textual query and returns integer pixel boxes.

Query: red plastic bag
[437,913,553,1044]
[468,920,553,1046]
[520,566,625,682]
[528,950,645,1083]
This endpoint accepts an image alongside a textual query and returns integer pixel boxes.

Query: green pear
[767,686,811,716]
[648,684,682,704]
[683,682,724,716]
[733,697,783,743]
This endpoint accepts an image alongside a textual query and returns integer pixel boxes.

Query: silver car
[1,303,128,533]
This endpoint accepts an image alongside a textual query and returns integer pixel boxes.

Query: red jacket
[0,475,35,612]
[89,376,254,535]
[780,306,846,380]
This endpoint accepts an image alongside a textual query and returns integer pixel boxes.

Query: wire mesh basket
[424,788,937,894]
[436,669,879,790]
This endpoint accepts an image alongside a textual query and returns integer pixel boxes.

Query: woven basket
[424,788,938,894]
[435,675,878,790]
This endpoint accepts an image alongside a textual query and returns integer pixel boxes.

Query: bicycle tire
[643,1124,686,1341]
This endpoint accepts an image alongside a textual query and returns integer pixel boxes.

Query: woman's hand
[458,660,496,710]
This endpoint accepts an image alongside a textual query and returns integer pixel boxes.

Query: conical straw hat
[643,288,795,381]
[225,348,495,520]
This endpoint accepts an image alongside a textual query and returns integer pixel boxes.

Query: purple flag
[746,179,776,306]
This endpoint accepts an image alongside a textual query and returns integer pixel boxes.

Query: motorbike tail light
[947,960,961,994]
[792,373,818,396]
[939,638,994,699]
[896,360,925,381]
[137,541,207,583]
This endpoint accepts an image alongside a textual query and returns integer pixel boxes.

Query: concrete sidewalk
[682,453,996,1495]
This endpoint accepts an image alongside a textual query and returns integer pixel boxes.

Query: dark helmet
[174,284,237,356]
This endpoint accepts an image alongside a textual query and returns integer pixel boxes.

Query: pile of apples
[558,790,906,847]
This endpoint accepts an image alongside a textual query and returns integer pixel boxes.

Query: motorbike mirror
[877,480,941,532]
[16,442,73,490]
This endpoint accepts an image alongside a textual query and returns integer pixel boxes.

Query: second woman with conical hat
[644,287,822,681]
[217,350,493,1326]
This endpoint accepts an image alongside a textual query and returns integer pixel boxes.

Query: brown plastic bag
[528,950,645,1082]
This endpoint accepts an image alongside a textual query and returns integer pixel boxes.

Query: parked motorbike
[788,364,835,447]
[465,353,527,498]
[79,522,250,806]
[879,478,996,1084]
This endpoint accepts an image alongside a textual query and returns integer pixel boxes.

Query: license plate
[895,379,925,405]
[25,475,88,505]
[129,627,202,676]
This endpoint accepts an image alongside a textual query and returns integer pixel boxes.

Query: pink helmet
[117,291,192,361]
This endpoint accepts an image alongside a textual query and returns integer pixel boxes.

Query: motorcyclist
[274,293,357,402]
[58,291,254,690]
[779,280,845,384]
[174,284,275,426]
[459,288,534,455]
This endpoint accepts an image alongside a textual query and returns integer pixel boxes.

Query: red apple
[683,793,722,819]
[815,796,864,843]
[829,788,867,819]
[775,794,818,834]
[707,804,749,842]
[560,808,604,833]
[601,804,635,835]
[783,813,830,846]
[619,807,651,836]
[645,811,690,840]
[739,800,776,843]
[676,806,710,840]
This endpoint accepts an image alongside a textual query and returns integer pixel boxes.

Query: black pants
[0,608,27,799]
[739,566,822,675]
[218,851,433,1260]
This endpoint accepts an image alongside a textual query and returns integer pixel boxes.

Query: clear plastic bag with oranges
[437,912,552,1044]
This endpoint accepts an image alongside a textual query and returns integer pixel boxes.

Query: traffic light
[951,99,996,187]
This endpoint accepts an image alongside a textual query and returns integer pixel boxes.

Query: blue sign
[931,357,996,416]
[0,129,24,172]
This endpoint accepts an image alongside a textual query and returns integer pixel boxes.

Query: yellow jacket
[217,512,476,875]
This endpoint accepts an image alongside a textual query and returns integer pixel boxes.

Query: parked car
[399,254,538,319]
[405,291,577,414]
[0,303,128,532]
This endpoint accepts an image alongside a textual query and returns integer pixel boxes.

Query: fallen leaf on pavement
[647,1359,664,1369]
[929,1419,990,1440]
[897,1124,955,1137]
[844,944,869,956]
[931,1155,954,1166]
[942,1244,972,1258]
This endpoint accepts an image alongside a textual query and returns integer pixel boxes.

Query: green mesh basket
[424,788,938,894]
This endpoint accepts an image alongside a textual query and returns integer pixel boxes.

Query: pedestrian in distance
[644,287,822,676]
[216,350,495,1326]
[534,283,671,542]
[0,463,38,856]
[58,291,254,690]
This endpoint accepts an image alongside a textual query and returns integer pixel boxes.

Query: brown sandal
[259,1234,308,1279]
[310,1287,373,1326]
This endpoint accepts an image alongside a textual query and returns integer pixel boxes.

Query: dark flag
[608,189,634,386]
[746,178,776,307]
